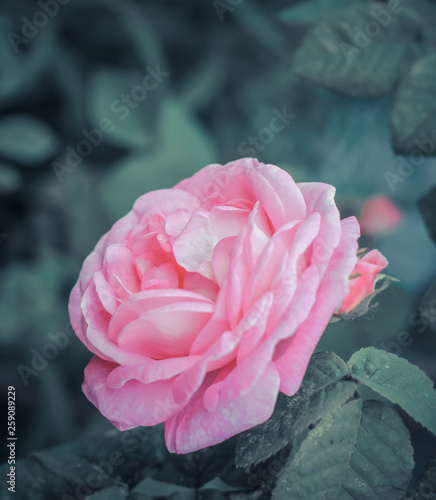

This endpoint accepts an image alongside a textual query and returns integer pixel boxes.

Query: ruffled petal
[116,301,214,359]
[274,217,360,395]
[164,362,280,454]
[83,357,183,428]
[297,182,343,280]
[104,244,140,300]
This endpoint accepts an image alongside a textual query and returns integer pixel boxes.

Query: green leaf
[279,0,361,24]
[0,114,59,166]
[348,347,436,436]
[419,280,436,333]
[86,485,129,499]
[0,23,57,113]
[131,477,195,498]
[292,1,421,98]
[273,399,414,500]
[236,352,356,468]
[390,53,436,155]
[418,185,436,245]
[0,163,22,194]
[410,454,436,500]
[0,426,168,499]
[87,68,156,149]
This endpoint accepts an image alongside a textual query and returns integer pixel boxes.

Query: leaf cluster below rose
[69,159,387,453]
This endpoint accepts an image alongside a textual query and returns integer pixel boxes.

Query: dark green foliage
[418,186,436,245]
[292,2,421,98]
[409,454,436,500]
[272,399,414,500]
[348,347,436,436]
[391,54,436,155]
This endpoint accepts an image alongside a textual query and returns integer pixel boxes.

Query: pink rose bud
[69,159,388,454]
[339,249,388,314]
[358,196,402,236]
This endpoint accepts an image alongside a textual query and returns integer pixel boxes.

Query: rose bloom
[69,159,387,453]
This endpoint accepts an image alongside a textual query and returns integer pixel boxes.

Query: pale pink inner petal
[172,205,250,282]
[104,244,140,300]
[183,272,219,301]
[172,211,216,280]
[117,301,214,359]
[242,219,301,314]
[141,262,180,290]
[108,289,213,342]
[212,236,237,287]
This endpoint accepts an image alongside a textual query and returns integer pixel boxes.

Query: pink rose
[69,158,385,453]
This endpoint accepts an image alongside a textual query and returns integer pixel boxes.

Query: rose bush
[69,158,387,453]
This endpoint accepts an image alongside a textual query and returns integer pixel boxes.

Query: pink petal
[132,188,199,221]
[224,202,270,329]
[93,271,119,315]
[172,206,249,281]
[176,159,306,229]
[245,161,306,229]
[116,301,214,359]
[172,211,216,279]
[106,355,201,388]
[297,182,343,280]
[108,289,212,342]
[164,362,280,454]
[183,272,219,301]
[274,217,360,395]
[212,236,237,287]
[81,281,149,365]
[220,266,319,406]
[104,244,140,300]
[141,262,179,290]
[173,294,272,406]
[82,357,183,428]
